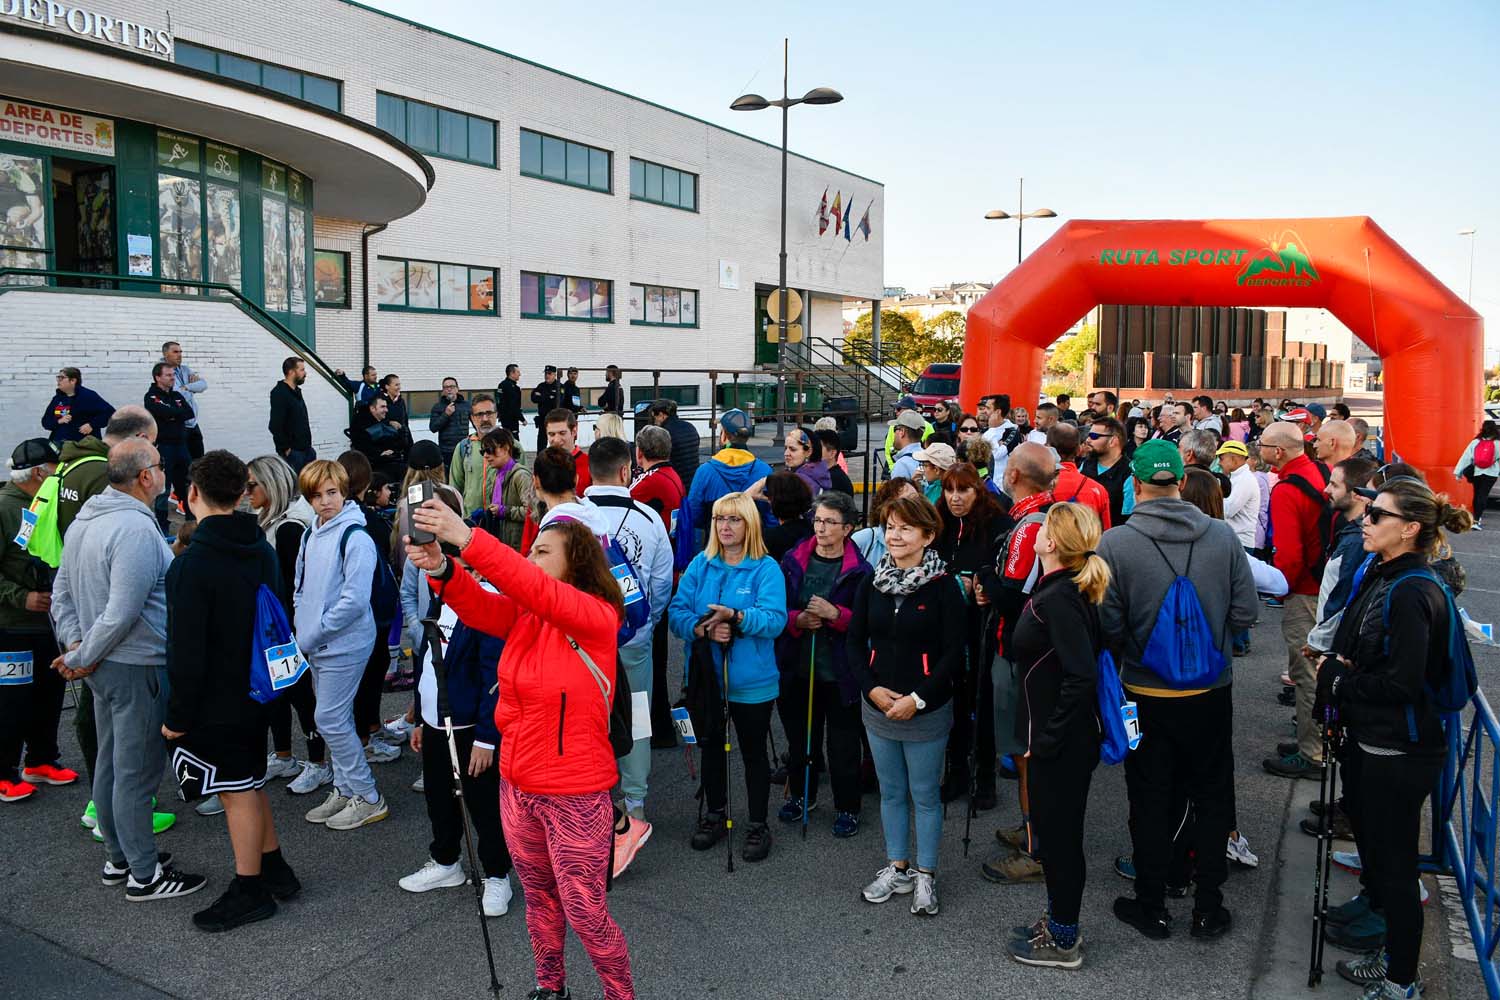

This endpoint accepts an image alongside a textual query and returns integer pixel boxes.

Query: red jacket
[572,448,592,493]
[1053,463,1113,530]
[1269,453,1327,596]
[432,529,620,795]
[630,462,685,538]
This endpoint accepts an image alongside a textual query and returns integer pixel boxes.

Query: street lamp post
[1460,227,1478,304]
[984,177,1058,264]
[732,40,842,444]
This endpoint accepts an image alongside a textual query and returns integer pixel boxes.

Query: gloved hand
[1313,655,1349,723]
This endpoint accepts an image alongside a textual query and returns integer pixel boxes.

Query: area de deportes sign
[1094,231,1322,287]
[0,100,114,155]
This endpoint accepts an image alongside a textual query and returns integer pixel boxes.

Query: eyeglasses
[711,515,745,525]
[470,409,496,418]
[1087,431,1114,440]
[1364,506,1413,525]
[811,517,846,528]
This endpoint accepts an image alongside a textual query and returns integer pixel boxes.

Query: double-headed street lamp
[1460,227,1478,305]
[985,177,1057,264]
[732,39,842,443]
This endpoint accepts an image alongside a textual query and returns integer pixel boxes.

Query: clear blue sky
[366,0,1499,338]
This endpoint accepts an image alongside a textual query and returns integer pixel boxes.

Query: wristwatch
[909,691,926,711]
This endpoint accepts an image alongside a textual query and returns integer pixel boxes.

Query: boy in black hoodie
[163,451,300,931]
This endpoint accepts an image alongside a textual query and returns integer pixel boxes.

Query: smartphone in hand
[404,481,436,545]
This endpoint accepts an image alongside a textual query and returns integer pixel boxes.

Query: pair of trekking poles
[1308,705,1343,989]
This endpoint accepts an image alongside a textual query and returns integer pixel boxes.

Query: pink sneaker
[612,816,653,878]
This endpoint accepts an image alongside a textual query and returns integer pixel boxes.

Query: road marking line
[1437,874,1479,963]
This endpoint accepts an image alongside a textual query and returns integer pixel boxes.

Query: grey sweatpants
[312,647,378,802]
[86,661,169,882]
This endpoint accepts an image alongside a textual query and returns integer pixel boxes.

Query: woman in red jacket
[408,499,630,1000]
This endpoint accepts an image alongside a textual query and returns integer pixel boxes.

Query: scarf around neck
[872,547,946,596]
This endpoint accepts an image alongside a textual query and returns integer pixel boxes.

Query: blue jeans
[615,641,652,810]
[866,727,948,871]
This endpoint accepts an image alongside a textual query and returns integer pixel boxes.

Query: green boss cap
[1131,439,1183,483]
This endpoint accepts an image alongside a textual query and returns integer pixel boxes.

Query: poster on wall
[0,152,47,285]
[128,234,152,276]
[206,184,241,292]
[681,290,697,326]
[157,174,202,293]
[73,169,114,280]
[439,263,466,311]
[373,258,406,306]
[468,268,495,312]
[719,260,739,290]
[288,207,307,314]
[406,260,438,309]
[314,250,348,306]
[261,198,287,311]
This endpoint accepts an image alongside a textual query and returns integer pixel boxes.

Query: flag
[856,201,872,241]
[830,191,843,234]
[816,187,829,236]
[843,193,853,241]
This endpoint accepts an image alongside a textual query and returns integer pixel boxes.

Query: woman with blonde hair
[594,411,627,443]
[668,491,788,863]
[1006,502,1110,970]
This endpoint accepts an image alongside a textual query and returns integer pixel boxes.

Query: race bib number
[264,640,307,690]
[1121,700,1143,751]
[671,706,697,745]
[631,691,652,741]
[0,650,34,685]
[12,507,37,549]
[611,563,644,606]
[669,509,679,537]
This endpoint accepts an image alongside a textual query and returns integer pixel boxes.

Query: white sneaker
[194,794,225,817]
[376,714,417,745]
[364,740,401,764]
[483,875,513,917]
[862,864,916,903]
[326,793,389,831]
[909,870,940,916]
[398,858,466,893]
[305,789,350,824]
[265,754,302,780]
[288,761,333,795]
[1226,833,1259,867]
[411,773,425,793]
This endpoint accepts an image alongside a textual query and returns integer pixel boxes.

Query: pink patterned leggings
[499,779,633,999]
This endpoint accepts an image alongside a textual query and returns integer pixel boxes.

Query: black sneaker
[126,863,207,902]
[741,822,772,863]
[1190,906,1232,939]
[261,853,302,901]
[690,812,727,851]
[1300,813,1354,840]
[525,988,572,1000]
[1277,688,1296,707]
[973,780,998,812]
[102,852,171,887]
[1113,896,1171,939]
[1166,881,1194,899]
[192,878,277,933]
[1276,740,1298,758]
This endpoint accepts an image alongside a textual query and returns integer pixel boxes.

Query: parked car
[906,362,961,414]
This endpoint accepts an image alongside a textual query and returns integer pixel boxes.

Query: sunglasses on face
[1364,506,1412,525]
[960,425,980,433]
[1087,431,1114,440]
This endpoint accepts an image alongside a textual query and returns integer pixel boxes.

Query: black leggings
[420,724,511,878]
[269,670,323,762]
[1029,744,1098,926]
[1472,473,1497,519]
[776,673,864,814]
[1343,744,1444,986]
[700,700,775,824]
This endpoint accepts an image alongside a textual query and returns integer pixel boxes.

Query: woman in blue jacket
[669,491,787,863]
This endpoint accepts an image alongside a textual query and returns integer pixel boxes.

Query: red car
[906,363,961,414]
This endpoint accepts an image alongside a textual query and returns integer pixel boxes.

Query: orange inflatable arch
[960,217,1485,504]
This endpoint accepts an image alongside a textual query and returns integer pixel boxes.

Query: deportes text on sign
[0,101,115,155]
[1,0,174,58]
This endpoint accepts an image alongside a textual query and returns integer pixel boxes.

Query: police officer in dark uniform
[530,365,562,454]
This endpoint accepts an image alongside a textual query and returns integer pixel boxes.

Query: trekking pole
[423,595,502,998]
[963,640,978,859]
[720,633,735,874]
[802,633,816,841]
[1307,706,1338,988]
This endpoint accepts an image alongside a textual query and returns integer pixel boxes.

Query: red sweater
[1053,462,1113,530]
[1269,453,1327,596]
[432,529,620,795]
[630,463,685,536]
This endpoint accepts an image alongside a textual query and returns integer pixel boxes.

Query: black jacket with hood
[1010,567,1102,760]
[164,511,282,734]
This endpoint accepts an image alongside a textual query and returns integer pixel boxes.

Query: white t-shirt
[1224,462,1261,548]
[418,590,474,732]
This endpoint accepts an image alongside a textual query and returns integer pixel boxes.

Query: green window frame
[519,271,612,322]
[175,41,342,112]
[376,93,496,168]
[627,283,698,328]
[373,256,498,315]
[628,158,697,212]
[519,129,611,193]
[629,384,699,406]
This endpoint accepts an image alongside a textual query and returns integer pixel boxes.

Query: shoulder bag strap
[566,635,612,708]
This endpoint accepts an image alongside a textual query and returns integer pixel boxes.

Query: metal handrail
[1422,691,1500,998]
[0,268,353,409]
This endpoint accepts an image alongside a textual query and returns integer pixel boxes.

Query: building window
[627,284,697,327]
[519,129,611,193]
[519,271,612,322]
[629,159,697,211]
[629,384,699,406]
[175,41,342,112]
[377,93,496,167]
[314,250,350,308]
[373,256,497,314]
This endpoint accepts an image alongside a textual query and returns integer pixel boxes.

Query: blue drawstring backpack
[250,583,307,704]
[1096,649,1140,765]
[1135,534,1227,689]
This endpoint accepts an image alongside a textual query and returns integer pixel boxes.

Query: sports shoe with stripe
[103,852,171,886]
[126,862,206,902]
[326,793,389,831]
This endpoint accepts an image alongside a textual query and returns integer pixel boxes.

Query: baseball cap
[1284,407,1311,423]
[1131,439,1183,483]
[914,442,957,470]
[1127,406,1145,419]
[8,438,58,472]
[894,395,917,411]
[719,408,752,439]
[1305,402,1327,420]
[892,410,926,432]
[407,439,444,471]
[1216,440,1249,458]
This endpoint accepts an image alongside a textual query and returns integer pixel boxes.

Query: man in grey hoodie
[1096,440,1257,943]
[50,438,207,901]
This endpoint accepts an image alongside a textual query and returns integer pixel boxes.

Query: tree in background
[1042,321,1097,397]
[845,309,965,371]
